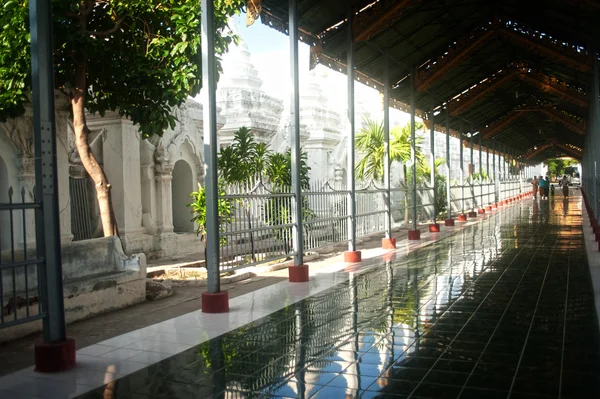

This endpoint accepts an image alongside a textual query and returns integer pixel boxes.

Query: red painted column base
[429,223,440,233]
[34,338,76,373]
[408,230,421,240]
[485,206,492,211]
[468,211,478,218]
[593,226,600,234]
[445,219,455,226]
[202,291,229,313]
[344,251,362,263]
[288,264,310,282]
[382,238,397,249]
[458,214,467,222]
[478,209,485,214]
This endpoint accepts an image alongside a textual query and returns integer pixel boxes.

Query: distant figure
[547,176,553,199]
[561,175,569,197]
[531,176,539,199]
[538,176,549,200]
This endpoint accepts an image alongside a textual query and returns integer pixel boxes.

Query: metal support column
[410,70,418,234]
[486,139,489,178]
[592,47,600,217]
[383,51,392,240]
[346,5,359,256]
[29,0,67,343]
[200,0,228,312]
[289,0,304,268]
[429,102,436,223]
[493,141,497,202]
[459,124,465,215]
[202,0,220,294]
[470,128,475,208]
[446,114,452,222]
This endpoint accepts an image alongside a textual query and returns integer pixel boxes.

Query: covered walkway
[82,192,597,399]
[1,1,599,398]
[1,192,597,398]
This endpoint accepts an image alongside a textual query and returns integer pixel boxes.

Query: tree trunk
[72,63,118,237]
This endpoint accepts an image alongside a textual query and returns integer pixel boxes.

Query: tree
[263,149,313,255]
[190,127,313,262]
[0,0,244,236]
[355,116,425,224]
[545,158,578,179]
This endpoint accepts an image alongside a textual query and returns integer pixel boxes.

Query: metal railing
[212,178,526,272]
[0,186,44,330]
[219,180,295,271]
[303,181,348,252]
[355,181,387,239]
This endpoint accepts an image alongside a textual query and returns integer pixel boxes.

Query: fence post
[201,0,228,313]
[29,0,76,372]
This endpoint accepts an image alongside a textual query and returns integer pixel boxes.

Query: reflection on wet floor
[77,193,600,399]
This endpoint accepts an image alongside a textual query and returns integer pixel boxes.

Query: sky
[228,14,412,126]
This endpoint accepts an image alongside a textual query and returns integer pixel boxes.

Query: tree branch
[87,16,126,37]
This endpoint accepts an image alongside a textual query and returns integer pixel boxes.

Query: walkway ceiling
[259,0,599,163]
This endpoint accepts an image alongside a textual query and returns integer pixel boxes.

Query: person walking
[561,175,570,197]
[532,176,539,199]
[538,176,548,200]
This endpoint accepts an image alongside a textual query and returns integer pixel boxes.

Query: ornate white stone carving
[217,36,283,146]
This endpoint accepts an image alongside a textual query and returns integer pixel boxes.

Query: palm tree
[355,115,425,225]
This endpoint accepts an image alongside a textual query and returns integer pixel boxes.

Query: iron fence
[219,180,295,271]
[355,182,387,239]
[302,181,348,252]
[69,177,98,241]
[0,186,44,330]
[211,178,526,272]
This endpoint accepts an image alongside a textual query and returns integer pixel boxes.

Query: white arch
[171,159,194,233]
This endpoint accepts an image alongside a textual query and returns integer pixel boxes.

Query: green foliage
[263,149,314,248]
[189,127,313,254]
[0,0,244,137]
[545,158,578,178]
[188,182,232,246]
[355,116,424,181]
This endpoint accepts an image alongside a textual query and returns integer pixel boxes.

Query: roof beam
[525,141,582,160]
[447,64,588,116]
[525,143,551,159]
[481,111,525,139]
[555,142,583,159]
[416,17,592,91]
[481,103,586,139]
[353,0,423,43]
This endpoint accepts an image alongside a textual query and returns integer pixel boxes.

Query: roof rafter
[525,140,583,160]
[481,103,586,139]
[352,0,424,43]
[447,62,588,116]
[416,16,592,91]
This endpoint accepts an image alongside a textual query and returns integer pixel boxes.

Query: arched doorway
[172,160,194,233]
[0,156,10,251]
